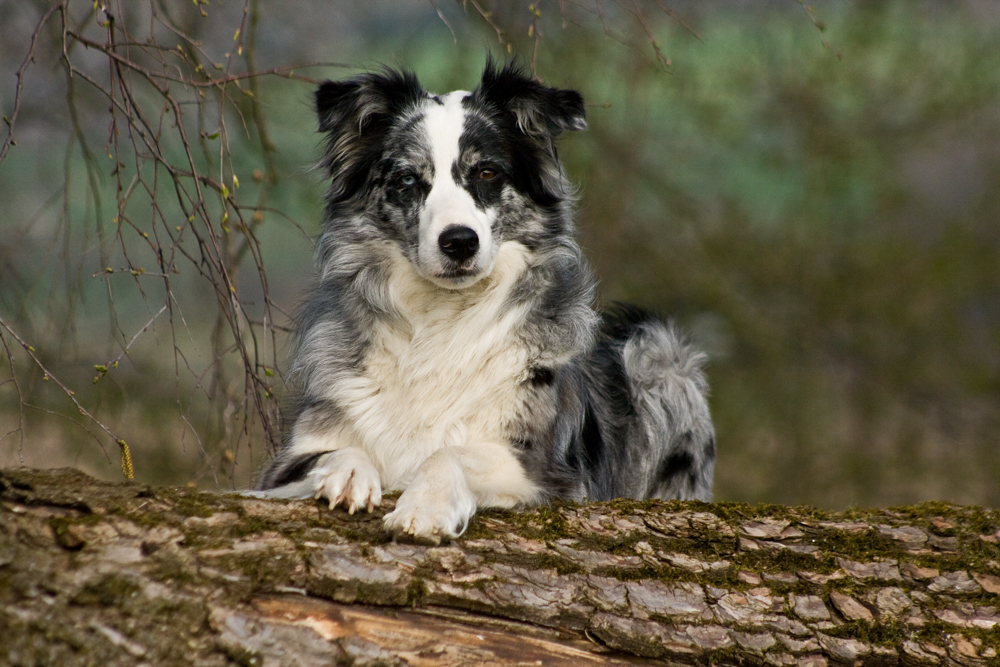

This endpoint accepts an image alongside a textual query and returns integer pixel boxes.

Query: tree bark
[1,467,998,666]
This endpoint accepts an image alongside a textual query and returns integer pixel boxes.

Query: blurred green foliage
[1,1,997,507]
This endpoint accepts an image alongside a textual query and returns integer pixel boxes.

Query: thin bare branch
[428,0,458,43]
[0,315,120,462]
[0,3,62,167]
[464,0,507,47]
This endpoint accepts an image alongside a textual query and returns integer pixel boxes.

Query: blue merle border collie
[256,61,715,544]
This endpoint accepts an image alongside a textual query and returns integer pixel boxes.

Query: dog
[256,61,715,544]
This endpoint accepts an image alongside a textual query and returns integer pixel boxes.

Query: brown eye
[478,168,497,181]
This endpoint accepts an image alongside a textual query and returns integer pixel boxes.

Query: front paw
[309,450,382,514]
[383,477,477,545]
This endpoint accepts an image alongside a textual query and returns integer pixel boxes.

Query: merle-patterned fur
[256,62,714,540]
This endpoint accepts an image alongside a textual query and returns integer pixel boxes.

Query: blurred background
[1,0,998,508]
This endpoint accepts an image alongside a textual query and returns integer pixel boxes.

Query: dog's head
[315,61,586,289]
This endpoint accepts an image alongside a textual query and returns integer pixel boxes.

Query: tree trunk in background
[2,467,999,666]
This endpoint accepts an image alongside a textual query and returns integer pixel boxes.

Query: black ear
[314,70,425,202]
[473,59,587,140]
[315,79,365,133]
[315,70,424,133]
[471,60,586,205]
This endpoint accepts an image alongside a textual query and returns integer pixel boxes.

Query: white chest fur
[334,241,534,489]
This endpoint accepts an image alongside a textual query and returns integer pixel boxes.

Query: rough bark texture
[2,467,999,666]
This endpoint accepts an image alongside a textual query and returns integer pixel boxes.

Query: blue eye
[399,174,417,187]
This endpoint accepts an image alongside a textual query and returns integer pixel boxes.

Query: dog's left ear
[473,60,587,140]
[472,60,586,205]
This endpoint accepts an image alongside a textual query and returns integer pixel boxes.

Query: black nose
[438,226,479,263]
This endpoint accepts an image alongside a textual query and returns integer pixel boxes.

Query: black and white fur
[257,62,715,544]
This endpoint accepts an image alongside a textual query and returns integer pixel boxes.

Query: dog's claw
[383,475,476,544]
[308,451,382,514]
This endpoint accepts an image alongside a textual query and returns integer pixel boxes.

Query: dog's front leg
[383,442,540,545]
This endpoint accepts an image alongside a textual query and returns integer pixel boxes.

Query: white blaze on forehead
[421,90,470,182]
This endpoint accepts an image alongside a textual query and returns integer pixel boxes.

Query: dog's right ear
[315,71,423,133]
[314,70,425,202]
[315,79,365,133]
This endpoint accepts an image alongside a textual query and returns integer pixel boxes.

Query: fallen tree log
[1,467,998,666]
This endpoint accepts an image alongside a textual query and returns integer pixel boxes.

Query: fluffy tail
[579,305,715,501]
